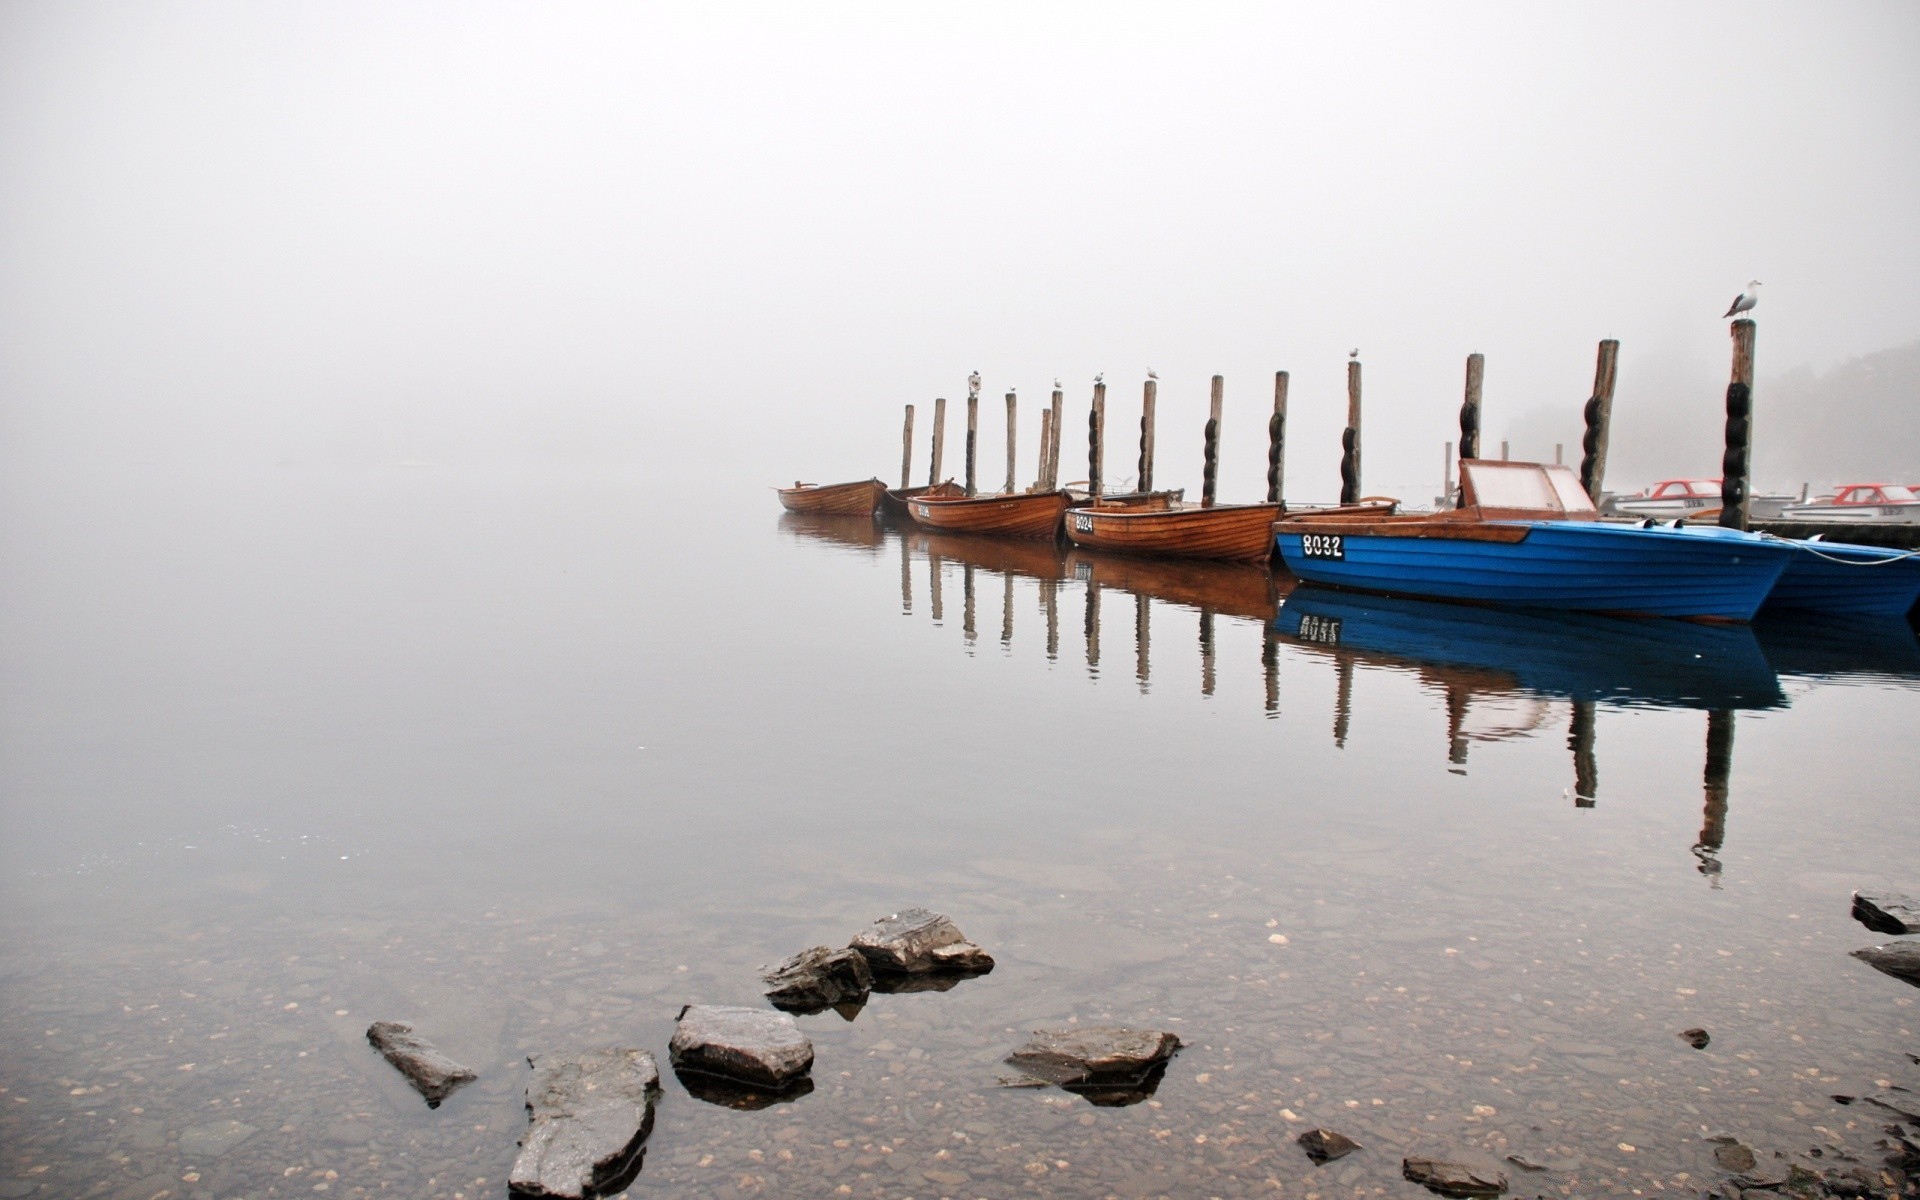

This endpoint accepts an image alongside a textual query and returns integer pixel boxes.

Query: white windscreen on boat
[1543,464,1599,513]
[1459,460,1599,515]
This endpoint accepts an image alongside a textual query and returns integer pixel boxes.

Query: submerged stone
[178,1119,257,1159]
[669,1005,814,1090]
[1853,891,1920,935]
[1713,1141,1757,1173]
[761,946,873,1013]
[1851,940,1920,987]
[366,1020,477,1106]
[1298,1128,1361,1164]
[1005,1027,1182,1088]
[849,908,994,975]
[508,1048,659,1200]
[1678,1026,1711,1050]
[1403,1154,1508,1197]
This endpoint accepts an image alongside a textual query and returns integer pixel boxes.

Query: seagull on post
[1724,280,1761,319]
[1146,368,1158,381]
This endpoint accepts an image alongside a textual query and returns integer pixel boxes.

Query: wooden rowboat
[881,480,965,521]
[776,478,886,517]
[1064,501,1285,562]
[906,490,1072,540]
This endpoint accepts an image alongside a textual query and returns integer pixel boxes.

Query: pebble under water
[2,470,1917,1199]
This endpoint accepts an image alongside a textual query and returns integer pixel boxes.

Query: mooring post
[1442,441,1454,507]
[1340,359,1362,505]
[1460,353,1483,462]
[929,395,944,483]
[1036,408,1054,491]
[1719,320,1757,531]
[965,388,979,496]
[1001,572,1013,646]
[1089,381,1106,498]
[1085,580,1101,670]
[928,551,944,621]
[1048,387,1064,489]
[1042,576,1059,661]
[1003,391,1018,494]
[1578,339,1620,501]
[900,403,915,489]
[1554,442,1564,465]
[1500,440,1510,461]
[1569,701,1597,807]
[1202,375,1224,508]
[928,396,946,486]
[962,562,976,644]
[1138,377,1158,494]
[1267,371,1288,504]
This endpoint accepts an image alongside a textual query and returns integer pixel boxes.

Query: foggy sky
[3,2,1917,501]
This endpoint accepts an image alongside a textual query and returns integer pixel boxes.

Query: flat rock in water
[1403,1155,1508,1197]
[1298,1128,1361,1164]
[1851,940,1920,987]
[761,946,873,1012]
[508,1048,659,1200]
[1853,891,1920,935]
[849,908,994,974]
[178,1119,257,1159]
[1713,1142,1757,1173]
[366,1020,477,1106]
[1864,1089,1920,1122]
[1005,1027,1182,1087]
[669,1005,814,1090]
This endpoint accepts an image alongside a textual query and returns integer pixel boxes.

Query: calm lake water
[3,468,1917,1200]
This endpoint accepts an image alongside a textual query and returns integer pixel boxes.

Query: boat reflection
[1752,612,1920,684]
[778,513,885,552]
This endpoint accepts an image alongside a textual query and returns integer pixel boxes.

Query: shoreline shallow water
[3,472,1917,1198]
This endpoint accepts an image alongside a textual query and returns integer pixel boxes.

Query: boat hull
[1062,502,1283,562]
[1273,519,1794,621]
[1776,502,1920,524]
[777,478,886,516]
[881,480,965,520]
[907,491,1071,540]
[1764,542,1920,617]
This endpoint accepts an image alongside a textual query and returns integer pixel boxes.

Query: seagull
[1349,348,1360,360]
[1093,372,1105,386]
[1146,368,1158,381]
[1723,280,1761,319]
[1053,378,1061,391]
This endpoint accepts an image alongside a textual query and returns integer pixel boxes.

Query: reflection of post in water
[899,534,912,615]
[1134,593,1151,692]
[1084,581,1102,672]
[962,563,977,645]
[1199,608,1217,696]
[1001,572,1014,647]
[1694,708,1735,883]
[1333,656,1354,748]
[1262,629,1280,716]
[1042,576,1059,661]
[928,552,944,622]
[1568,700,1597,807]
[1444,681,1468,770]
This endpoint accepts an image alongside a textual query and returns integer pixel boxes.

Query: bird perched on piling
[1349,348,1360,360]
[1053,378,1061,390]
[1147,368,1158,380]
[1723,280,1761,318]
[1093,372,1104,386]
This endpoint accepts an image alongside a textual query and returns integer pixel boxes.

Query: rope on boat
[1754,531,1920,565]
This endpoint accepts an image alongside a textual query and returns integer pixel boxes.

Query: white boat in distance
[1606,478,1796,521]
[1778,483,1920,524]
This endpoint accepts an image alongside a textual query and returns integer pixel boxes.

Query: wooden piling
[1004,391,1018,494]
[965,391,979,496]
[1199,609,1217,696]
[899,403,915,489]
[1134,593,1151,692]
[928,552,944,621]
[1442,441,1454,507]
[1459,353,1483,467]
[1048,388,1064,489]
[1267,371,1288,504]
[1718,320,1757,531]
[1036,408,1054,491]
[1001,572,1014,646]
[928,397,946,486]
[1340,360,1362,505]
[962,562,976,644]
[1695,709,1734,879]
[1138,378,1158,494]
[1578,339,1620,501]
[1089,381,1107,498]
[1084,581,1101,670]
[1500,440,1510,462]
[1042,576,1059,661]
[1202,375,1224,508]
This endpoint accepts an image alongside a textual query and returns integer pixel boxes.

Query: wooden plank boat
[1063,501,1284,562]
[881,480,964,521]
[906,489,1071,540]
[1272,460,1796,622]
[1762,540,1920,617]
[775,478,886,516]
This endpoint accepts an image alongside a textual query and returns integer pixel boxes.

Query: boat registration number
[1297,614,1342,645]
[1299,533,1345,560]
[1072,514,1095,533]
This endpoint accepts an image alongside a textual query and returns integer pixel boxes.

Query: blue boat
[1271,460,1795,622]
[1762,540,1920,617]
